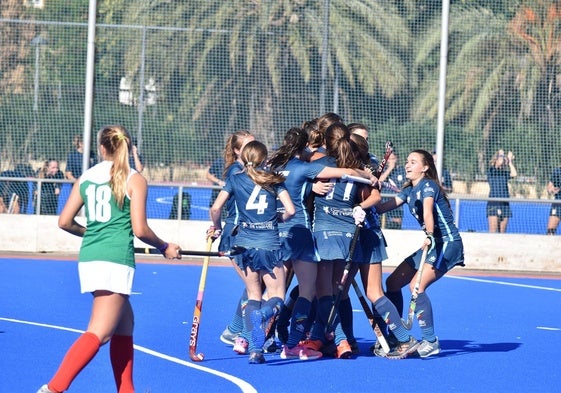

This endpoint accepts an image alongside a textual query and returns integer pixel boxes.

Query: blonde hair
[97,125,132,209]
[241,141,285,191]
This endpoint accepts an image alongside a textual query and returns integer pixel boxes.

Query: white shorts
[78,261,135,295]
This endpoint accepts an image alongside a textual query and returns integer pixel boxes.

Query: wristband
[425,233,435,253]
[158,242,169,254]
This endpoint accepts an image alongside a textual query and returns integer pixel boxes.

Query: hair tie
[246,161,254,167]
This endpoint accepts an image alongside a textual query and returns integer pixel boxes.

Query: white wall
[1,214,559,274]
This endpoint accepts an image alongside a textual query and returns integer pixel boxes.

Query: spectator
[487,149,517,233]
[546,165,561,235]
[0,163,34,214]
[206,155,225,208]
[65,135,94,181]
[129,137,144,172]
[432,151,453,193]
[35,159,65,215]
[378,152,406,229]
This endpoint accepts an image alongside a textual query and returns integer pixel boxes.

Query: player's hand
[424,233,435,254]
[313,180,334,195]
[206,226,222,241]
[163,242,182,260]
[352,205,366,225]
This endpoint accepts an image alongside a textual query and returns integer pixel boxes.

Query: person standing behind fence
[129,137,144,173]
[65,135,93,181]
[208,140,295,364]
[487,149,517,233]
[36,125,181,393]
[546,165,561,235]
[432,151,453,194]
[206,155,226,208]
[35,159,65,215]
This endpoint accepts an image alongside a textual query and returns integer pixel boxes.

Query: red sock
[48,331,100,392]
[110,334,135,393]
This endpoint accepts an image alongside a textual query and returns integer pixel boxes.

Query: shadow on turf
[439,339,521,356]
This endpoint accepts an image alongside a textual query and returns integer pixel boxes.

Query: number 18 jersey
[79,160,136,268]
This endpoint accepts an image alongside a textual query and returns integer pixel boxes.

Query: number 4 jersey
[79,160,136,267]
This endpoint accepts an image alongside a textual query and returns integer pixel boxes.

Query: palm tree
[413,1,561,185]
[183,0,411,146]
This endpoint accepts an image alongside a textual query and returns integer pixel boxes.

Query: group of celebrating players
[206,113,465,364]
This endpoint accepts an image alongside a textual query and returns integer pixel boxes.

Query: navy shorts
[486,202,512,219]
[355,228,388,264]
[549,203,561,218]
[313,230,354,261]
[404,240,465,274]
[280,225,318,263]
[232,248,285,274]
[218,222,237,253]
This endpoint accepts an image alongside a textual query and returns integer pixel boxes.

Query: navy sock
[228,289,247,334]
[286,297,312,348]
[371,305,389,337]
[385,290,403,317]
[373,296,409,343]
[339,297,355,343]
[310,295,333,341]
[244,299,261,351]
[415,292,436,342]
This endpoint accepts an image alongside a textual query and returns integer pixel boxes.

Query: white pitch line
[0,317,257,393]
[537,326,561,331]
[446,276,561,292]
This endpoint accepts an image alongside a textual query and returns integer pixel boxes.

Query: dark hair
[404,149,450,207]
[325,122,361,169]
[348,123,368,133]
[268,127,308,170]
[350,133,370,166]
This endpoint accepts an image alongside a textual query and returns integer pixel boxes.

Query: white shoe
[36,385,55,393]
[219,327,239,346]
[417,337,441,358]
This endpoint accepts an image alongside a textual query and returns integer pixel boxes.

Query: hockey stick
[340,140,394,186]
[350,278,390,353]
[341,174,372,185]
[402,247,428,330]
[341,175,400,193]
[325,223,362,339]
[188,237,213,361]
[375,141,394,178]
[134,245,245,257]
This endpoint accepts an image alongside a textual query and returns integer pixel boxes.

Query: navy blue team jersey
[312,156,362,261]
[276,157,325,262]
[397,178,461,243]
[218,161,243,252]
[277,157,325,229]
[224,171,287,251]
[312,156,360,234]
